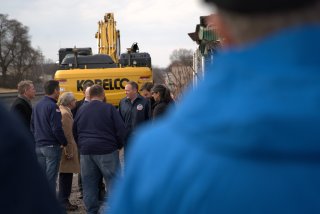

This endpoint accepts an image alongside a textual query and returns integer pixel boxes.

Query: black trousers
[59,173,73,203]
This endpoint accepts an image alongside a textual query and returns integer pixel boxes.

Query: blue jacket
[73,100,125,155]
[108,25,320,214]
[31,96,67,146]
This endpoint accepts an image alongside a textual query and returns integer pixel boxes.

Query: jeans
[81,150,120,214]
[36,145,62,193]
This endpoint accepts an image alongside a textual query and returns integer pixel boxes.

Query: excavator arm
[95,13,120,63]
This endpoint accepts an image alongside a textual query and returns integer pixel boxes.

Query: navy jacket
[73,100,125,155]
[31,96,67,146]
[0,103,63,214]
[118,94,151,141]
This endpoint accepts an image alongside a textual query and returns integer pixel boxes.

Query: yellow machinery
[55,13,152,107]
[95,13,120,64]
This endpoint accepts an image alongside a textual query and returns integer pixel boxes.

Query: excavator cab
[119,43,152,68]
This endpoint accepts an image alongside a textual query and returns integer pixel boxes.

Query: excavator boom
[95,13,120,63]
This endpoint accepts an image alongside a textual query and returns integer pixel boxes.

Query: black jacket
[152,101,171,120]
[0,103,63,214]
[72,98,85,117]
[119,94,151,141]
[10,96,32,129]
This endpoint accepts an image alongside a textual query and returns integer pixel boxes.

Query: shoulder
[11,99,23,109]
[12,97,27,107]
[38,97,56,108]
[59,106,71,116]
[119,98,130,109]
[119,97,128,105]
[153,102,166,113]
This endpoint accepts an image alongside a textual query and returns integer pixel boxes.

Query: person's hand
[66,153,74,160]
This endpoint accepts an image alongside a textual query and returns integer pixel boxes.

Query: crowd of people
[3,0,320,213]
[9,78,174,213]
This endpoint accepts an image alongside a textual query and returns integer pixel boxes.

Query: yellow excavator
[54,13,153,106]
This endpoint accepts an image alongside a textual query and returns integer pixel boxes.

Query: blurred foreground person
[0,103,63,214]
[108,0,320,213]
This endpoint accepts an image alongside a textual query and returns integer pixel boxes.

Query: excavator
[54,13,153,106]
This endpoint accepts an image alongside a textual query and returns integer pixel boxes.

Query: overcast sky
[2,0,212,67]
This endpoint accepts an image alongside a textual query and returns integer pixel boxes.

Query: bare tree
[11,46,43,82]
[0,14,43,87]
[169,49,193,67]
[165,49,194,99]
[152,66,166,84]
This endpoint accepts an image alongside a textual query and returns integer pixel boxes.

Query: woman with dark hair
[151,84,174,120]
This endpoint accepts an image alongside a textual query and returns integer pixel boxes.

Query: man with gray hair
[108,0,320,213]
[11,80,36,130]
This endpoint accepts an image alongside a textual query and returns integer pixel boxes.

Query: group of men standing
[10,79,152,214]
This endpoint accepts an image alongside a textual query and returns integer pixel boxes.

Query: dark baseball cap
[204,0,319,13]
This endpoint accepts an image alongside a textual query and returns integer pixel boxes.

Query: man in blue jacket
[73,84,125,214]
[31,80,67,192]
[108,0,320,213]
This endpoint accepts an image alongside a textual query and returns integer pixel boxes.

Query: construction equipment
[54,13,153,106]
[95,13,120,64]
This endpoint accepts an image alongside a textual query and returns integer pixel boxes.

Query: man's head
[89,84,105,102]
[44,80,60,100]
[204,0,319,14]
[17,80,36,100]
[125,81,138,101]
[83,82,93,96]
[140,82,154,99]
[205,0,320,46]
[84,86,91,101]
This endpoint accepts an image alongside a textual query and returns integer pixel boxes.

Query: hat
[204,0,319,13]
